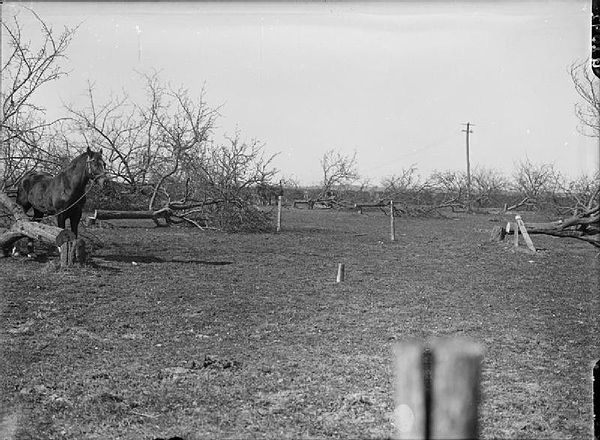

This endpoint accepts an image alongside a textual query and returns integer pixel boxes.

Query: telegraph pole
[461,122,474,213]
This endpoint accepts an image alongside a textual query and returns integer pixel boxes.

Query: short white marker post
[336,263,345,283]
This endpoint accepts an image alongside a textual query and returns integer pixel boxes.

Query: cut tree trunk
[88,201,216,229]
[0,192,85,266]
[9,219,75,247]
[89,208,173,227]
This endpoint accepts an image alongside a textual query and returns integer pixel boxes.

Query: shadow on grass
[100,254,233,265]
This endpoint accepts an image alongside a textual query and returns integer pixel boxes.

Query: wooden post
[394,341,427,439]
[489,225,505,242]
[394,338,484,440]
[430,339,483,439]
[336,263,345,283]
[390,200,396,242]
[59,238,86,267]
[59,241,73,267]
[276,195,282,233]
[86,209,98,226]
[515,215,536,252]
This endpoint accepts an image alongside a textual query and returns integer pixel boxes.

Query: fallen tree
[491,204,600,248]
[86,199,223,228]
[89,208,175,227]
[293,197,337,209]
[0,192,85,265]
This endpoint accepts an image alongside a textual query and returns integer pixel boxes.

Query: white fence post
[276,195,282,232]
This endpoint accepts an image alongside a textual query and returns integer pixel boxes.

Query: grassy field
[1,208,598,439]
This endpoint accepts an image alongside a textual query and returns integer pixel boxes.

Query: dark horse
[16,147,107,250]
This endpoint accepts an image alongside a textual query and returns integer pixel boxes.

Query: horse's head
[85,147,108,186]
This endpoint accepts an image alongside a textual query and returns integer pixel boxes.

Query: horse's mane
[52,152,88,179]
[65,152,87,170]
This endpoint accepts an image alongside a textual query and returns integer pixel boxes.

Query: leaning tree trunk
[0,192,86,266]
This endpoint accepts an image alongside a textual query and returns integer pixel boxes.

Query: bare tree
[510,158,559,210]
[319,149,359,197]
[280,175,300,190]
[381,165,426,200]
[157,131,278,231]
[428,169,468,211]
[558,171,600,214]
[1,9,77,189]
[66,71,219,210]
[470,166,508,208]
[142,76,218,210]
[570,58,600,138]
[65,82,146,188]
[195,132,278,203]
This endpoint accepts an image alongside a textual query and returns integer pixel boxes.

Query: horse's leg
[57,212,67,230]
[57,211,67,229]
[70,208,83,237]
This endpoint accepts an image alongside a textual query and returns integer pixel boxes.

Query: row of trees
[306,148,598,216]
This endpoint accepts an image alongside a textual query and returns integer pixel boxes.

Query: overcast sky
[3,1,598,185]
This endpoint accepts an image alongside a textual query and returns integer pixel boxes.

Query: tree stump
[489,225,506,242]
[59,238,87,267]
